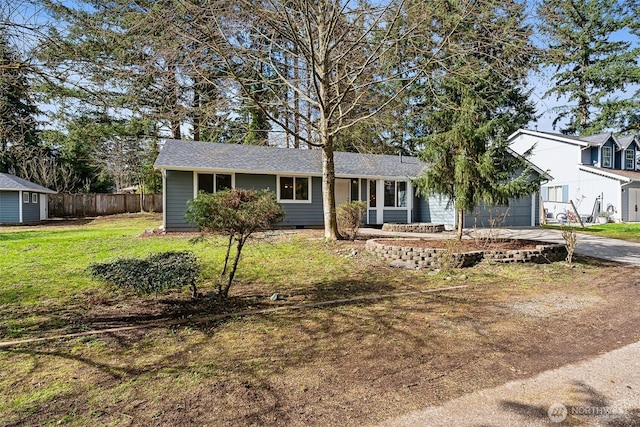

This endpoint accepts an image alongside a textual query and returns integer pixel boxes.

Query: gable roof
[618,134,640,150]
[155,139,428,179]
[509,129,630,149]
[0,173,56,194]
[508,129,589,147]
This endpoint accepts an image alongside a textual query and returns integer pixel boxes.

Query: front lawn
[544,222,640,242]
[2,214,640,426]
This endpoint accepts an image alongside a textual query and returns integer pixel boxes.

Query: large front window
[383,181,407,207]
[602,146,612,168]
[279,176,309,202]
[198,173,232,193]
[626,149,635,169]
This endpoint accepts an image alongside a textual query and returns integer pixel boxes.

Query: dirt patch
[3,258,640,426]
[380,238,546,251]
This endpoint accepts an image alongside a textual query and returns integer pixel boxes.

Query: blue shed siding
[0,191,19,223]
[165,170,194,229]
[22,192,40,222]
[235,173,277,191]
[279,177,324,226]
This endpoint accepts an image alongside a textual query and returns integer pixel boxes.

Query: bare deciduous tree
[180,0,445,239]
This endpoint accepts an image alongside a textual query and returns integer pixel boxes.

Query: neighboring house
[154,139,544,231]
[509,129,640,222]
[0,173,56,224]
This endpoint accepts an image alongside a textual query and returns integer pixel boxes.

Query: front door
[40,194,48,220]
[335,179,350,208]
[630,188,640,222]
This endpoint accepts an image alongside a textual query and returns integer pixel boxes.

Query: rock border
[381,223,445,233]
[365,238,568,269]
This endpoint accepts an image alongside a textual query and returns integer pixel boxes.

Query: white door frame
[40,194,48,220]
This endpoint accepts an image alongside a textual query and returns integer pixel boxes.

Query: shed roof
[0,173,56,194]
[154,139,428,179]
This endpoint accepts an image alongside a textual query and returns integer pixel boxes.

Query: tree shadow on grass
[500,380,640,426]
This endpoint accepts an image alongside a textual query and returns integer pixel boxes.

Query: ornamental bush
[91,251,200,297]
[337,201,367,240]
[185,188,285,299]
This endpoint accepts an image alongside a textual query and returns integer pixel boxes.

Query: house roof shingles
[0,173,56,193]
[155,139,428,179]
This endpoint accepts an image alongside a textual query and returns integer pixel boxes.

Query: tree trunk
[321,143,340,240]
[456,208,464,241]
[223,237,246,298]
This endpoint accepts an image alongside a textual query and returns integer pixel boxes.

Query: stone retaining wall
[365,239,568,269]
[381,223,445,233]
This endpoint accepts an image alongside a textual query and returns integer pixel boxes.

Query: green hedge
[91,251,200,296]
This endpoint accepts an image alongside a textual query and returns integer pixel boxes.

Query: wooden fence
[48,193,163,217]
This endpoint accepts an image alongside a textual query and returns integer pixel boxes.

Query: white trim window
[23,192,30,203]
[278,176,310,203]
[197,173,232,194]
[32,193,38,203]
[602,146,613,168]
[383,180,407,208]
[625,149,635,170]
[547,185,564,202]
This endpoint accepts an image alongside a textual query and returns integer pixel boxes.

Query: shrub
[561,227,578,265]
[91,251,200,297]
[185,188,285,299]
[337,201,367,240]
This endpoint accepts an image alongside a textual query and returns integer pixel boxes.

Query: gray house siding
[166,170,194,229]
[423,195,456,225]
[463,196,534,228]
[22,192,40,222]
[368,210,377,224]
[383,210,408,223]
[413,194,429,222]
[0,191,19,223]
[280,177,324,227]
[590,147,599,166]
[235,173,276,192]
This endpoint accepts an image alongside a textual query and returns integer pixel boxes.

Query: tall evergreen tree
[538,0,639,134]
[414,0,540,239]
[0,35,39,173]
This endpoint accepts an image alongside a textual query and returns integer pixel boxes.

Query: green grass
[1,214,637,426]
[544,222,640,242]
[0,214,193,305]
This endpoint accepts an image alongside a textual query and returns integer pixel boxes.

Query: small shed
[0,173,56,224]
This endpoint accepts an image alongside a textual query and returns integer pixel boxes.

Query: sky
[5,0,639,137]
